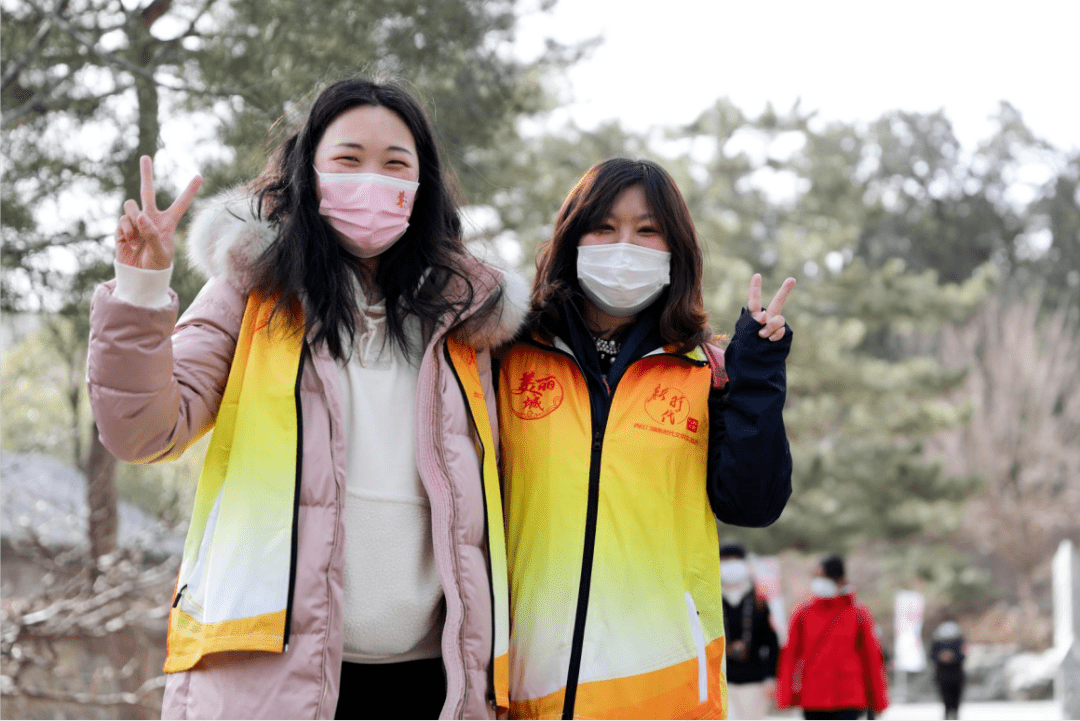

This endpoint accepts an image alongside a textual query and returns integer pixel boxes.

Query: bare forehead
[321,105,416,152]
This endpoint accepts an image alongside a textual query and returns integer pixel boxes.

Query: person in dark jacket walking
[720,541,780,719]
[776,555,889,720]
[930,619,966,720]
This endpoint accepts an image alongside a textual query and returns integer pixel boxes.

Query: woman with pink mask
[87,78,527,719]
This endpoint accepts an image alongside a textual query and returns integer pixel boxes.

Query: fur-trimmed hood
[185,189,529,350]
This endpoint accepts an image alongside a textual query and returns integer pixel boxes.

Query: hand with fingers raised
[115,155,203,270]
[747,273,796,342]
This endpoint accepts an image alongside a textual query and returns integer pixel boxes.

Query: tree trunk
[86,423,119,561]
[82,9,165,565]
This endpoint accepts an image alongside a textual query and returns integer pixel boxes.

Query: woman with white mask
[497,158,795,718]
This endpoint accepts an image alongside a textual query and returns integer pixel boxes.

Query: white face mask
[576,243,671,317]
[720,560,751,586]
[810,577,840,598]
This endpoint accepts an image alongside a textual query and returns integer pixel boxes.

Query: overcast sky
[512,0,1079,154]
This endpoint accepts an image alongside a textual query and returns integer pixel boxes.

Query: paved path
[879,700,1065,720]
[762,700,1065,720]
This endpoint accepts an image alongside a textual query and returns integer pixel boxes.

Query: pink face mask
[316,171,419,258]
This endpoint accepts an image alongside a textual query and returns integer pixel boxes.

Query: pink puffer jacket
[86,191,528,719]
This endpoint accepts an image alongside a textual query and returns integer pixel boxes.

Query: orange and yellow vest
[499,336,727,719]
[166,295,509,711]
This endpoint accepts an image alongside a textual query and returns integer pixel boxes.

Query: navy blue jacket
[708,308,793,526]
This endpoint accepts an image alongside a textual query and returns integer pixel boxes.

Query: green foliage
[649,101,993,552]
[1,313,210,521]
[771,441,982,551]
[1028,153,1080,311]
[885,542,1000,612]
[1,318,85,463]
[187,0,585,203]
[476,121,655,259]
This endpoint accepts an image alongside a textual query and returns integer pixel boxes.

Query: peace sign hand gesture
[748,273,796,342]
[115,155,202,270]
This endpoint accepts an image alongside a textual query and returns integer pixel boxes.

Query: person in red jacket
[776,555,889,720]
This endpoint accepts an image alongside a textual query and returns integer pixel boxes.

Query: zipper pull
[592,430,602,454]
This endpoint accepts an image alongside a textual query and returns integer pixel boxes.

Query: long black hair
[250,77,476,361]
[531,158,712,352]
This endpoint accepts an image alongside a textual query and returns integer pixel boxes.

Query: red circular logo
[510,371,564,420]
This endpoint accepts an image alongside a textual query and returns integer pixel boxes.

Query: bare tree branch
[13,674,166,711]
[1,81,126,129]
[1,16,55,92]
[2,523,179,714]
[1,231,113,265]
[12,0,261,121]
[169,0,214,42]
[25,0,167,82]
[139,0,175,28]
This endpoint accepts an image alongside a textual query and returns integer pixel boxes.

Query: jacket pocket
[684,592,708,703]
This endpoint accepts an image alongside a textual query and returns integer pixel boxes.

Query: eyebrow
[603,212,654,221]
[334,142,415,156]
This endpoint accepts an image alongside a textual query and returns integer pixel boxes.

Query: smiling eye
[639,226,659,234]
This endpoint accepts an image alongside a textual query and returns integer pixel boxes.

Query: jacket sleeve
[774,605,804,709]
[857,606,890,714]
[86,276,244,464]
[707,308,793,526]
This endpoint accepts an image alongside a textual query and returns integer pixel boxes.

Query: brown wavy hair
[530,158,711,352]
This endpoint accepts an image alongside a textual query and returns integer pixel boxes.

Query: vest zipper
[282,342,308,651]
[529,337,705,718]
[561,426,604,720]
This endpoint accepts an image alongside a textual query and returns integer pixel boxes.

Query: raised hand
[747,273,796,342]
[115,155,202,270]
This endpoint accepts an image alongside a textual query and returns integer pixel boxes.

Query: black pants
[939,678,963,719]
[336,658,446,719]
[804,710,863,720]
